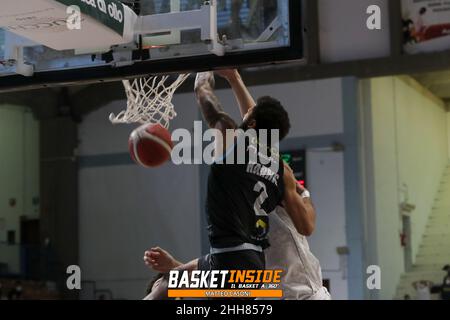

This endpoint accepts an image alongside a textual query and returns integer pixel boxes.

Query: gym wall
[77,95,202,300]
[448,112,450,160]
[364,76,449,299]
[318,0,390,63]
[0,105,39,274]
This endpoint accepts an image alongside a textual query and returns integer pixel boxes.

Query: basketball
[129,124,173,168]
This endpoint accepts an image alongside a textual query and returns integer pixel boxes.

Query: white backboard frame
[141,0,181,47]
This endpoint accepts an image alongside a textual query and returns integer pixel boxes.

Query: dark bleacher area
[0,278,60,300]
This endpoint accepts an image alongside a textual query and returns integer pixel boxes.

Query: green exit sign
[281,154,293,165]
[282,150,307,187]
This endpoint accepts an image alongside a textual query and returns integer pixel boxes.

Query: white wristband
[301,189,311,199]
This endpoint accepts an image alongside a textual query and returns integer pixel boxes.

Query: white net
[109,74,190,128]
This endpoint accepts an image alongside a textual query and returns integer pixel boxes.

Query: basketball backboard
[0,0,303,92]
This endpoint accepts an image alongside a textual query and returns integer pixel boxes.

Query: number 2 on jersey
[253,181,269,217]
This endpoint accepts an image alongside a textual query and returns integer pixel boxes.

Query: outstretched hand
[194,72,215,92]
[143,247,181,273]
[215,69,239,81]
[283,162,308,196]
[283,163,298,193]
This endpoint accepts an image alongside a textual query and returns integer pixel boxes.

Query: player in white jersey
[144,182,331,300]
[219,68,330,299]
[266,205,331,300]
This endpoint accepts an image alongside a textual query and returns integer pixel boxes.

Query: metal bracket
[256,16,282,43]
[135,0,225,56]
[6,46,34,77]
[4,32,35,77]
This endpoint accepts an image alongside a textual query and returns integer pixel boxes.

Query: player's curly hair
[252,96,291,141]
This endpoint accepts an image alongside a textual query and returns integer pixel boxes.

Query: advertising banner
[403,0,450,53]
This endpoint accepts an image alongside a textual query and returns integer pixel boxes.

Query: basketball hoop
[109,74,190,128]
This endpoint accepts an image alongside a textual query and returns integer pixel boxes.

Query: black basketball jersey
[206,135,284,250]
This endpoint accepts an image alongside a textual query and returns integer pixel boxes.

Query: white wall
[448,112,450,160]
[392,78,448,261]
[319,0,390,63]
[214,78,344,137]
[0,105,39,274]
[368,77,449,299]
[307,150,348,300]
[78,77,350,299]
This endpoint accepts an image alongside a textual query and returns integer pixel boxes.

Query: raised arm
[216,69,256,118]
[143,247,199,300]
[282,163,316,236]
[194,72,236,129]
[144,247,183,273]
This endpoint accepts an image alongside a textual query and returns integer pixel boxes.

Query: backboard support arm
[2,1,225,78]
[135,1,225,56]
[3,32,35,77]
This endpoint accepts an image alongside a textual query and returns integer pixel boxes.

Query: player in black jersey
[143,70,316,299]
[194,70,289,272]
